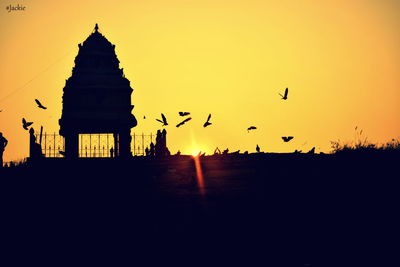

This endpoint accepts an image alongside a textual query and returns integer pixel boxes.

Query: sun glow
[191,148,202,157]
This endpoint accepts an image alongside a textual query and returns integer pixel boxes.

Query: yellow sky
[0,0,399,162]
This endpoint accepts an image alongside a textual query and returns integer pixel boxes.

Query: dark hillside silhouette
[1,152,399,265]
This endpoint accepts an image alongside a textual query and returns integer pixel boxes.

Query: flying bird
[156,113,168,126]
[282,136,294,142]
[143,116,146,119]
[22,118,33,130]
[203,114,212,127]
[35,99,47,109]
[247,126,257,132]
[279,87,289,100]
[179,112,190,116]
[176,117,192,127]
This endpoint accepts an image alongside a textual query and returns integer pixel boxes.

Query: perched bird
[279,87,289,100]
[143,116,146,119]
[282,136,294,142]
[307,147,315,154]
[22,118,33,130]
[156,113,168,126]
[179,112,190,116]
[256,144,260,153]
[247,126,257,132]
[176,117,192,127]
[203,114,212,127]
[35,99,47,109]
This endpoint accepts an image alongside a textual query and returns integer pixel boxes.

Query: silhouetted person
[29,128,43,159]
[155,129,169,157]
[256,144,260,153]
[162,129,167,145]
[176,150,181,155]
[0,132,8,168]
[155,130,162,156]
[149,142,155,156]
[110,147,114,158]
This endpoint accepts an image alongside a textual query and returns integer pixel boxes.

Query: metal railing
[35,132,155,158]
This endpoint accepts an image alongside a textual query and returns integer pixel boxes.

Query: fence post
[39,126,43,145]
[142,133,144,156]
[53,132,56,157]
[89,134,92,157]
[133,133,136,156]
[107,134,110,157]
[80,134,82,157]
[44,133,47,157]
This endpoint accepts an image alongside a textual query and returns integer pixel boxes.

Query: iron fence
[35,132,154,158]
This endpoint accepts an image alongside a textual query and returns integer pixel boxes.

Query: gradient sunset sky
[0,0,399,162]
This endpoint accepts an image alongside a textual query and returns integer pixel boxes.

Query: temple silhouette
[59,24,137,158]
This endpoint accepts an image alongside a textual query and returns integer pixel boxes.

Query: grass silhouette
[331,128,400,153]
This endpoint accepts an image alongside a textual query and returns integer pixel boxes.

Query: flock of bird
[13,87,296,152]
[21,99,47,131]
[150,87,295,147]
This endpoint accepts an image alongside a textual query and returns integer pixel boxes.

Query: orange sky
[0,0,399,162]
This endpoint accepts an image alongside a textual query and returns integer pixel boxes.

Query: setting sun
[190,149,202,157]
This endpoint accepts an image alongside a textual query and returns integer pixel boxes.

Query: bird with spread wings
[279,87,289,100]
[156,113,168,126]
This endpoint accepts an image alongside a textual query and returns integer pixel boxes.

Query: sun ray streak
[193,155,205,196]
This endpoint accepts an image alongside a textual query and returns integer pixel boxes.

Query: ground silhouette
[1,151,399,265]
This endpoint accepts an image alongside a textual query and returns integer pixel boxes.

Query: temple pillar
[119,129,132,158]
[65,133,79,158]
[113,133,119,157]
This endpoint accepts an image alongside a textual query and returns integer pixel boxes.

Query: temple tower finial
[94,23,99,32]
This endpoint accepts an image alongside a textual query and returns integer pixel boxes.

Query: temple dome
[59,24,137,158]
